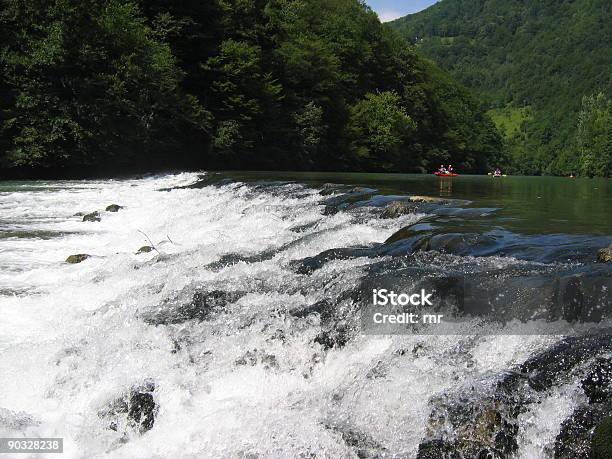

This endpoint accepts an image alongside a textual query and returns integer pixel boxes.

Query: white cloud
[377,10,404,22]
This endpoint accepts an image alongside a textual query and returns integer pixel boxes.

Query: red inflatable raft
[433,172,459,177]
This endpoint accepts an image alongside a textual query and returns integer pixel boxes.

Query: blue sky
[366,0,439,22]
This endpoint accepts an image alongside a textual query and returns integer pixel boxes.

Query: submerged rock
[128,390,156,433]
[141,289,245,325]
[99,381,157,434]
[235,349,278,369]
[597,245,612,263]
[314,325,353,350]
[136,246,155,254]
[582,358,612,404]
[592,416,612,459]
[325,422,390,458]
[82,211,101,222]
[419,332,612,459]
[555,404,604,459]
[380,200,417,219]
[105,204,123,212]
[65,254,91,264]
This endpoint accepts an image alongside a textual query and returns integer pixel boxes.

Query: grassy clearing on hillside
[487,106,533,138]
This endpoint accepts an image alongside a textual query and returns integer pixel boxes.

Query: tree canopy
[0,0,502,177]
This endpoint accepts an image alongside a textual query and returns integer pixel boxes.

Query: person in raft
[438,165,447,174]
[447,165,454,173]
[494,168,502,177]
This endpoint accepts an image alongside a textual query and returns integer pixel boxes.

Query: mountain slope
[390,0,612,176]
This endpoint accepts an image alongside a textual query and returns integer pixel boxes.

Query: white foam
[0,173,561,457]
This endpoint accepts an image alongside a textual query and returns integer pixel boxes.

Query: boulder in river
[65,254,91,264]
[105,204,123,212]
[596,245,612,263]
[82,211,100,222]
[136,246,154,254]
[380,200,417,219]
[127,388,156,433]
[99,380,157,434]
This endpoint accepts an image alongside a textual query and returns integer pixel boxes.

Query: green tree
[0,0,209,171]
[348,91,416,169]
[577,93,612,178]
[205,39,282,158]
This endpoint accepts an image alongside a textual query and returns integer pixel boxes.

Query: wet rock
[555,405,598,459]
[560,275,584,322]
[82,211,101,222]
[314,324,353,350]
[136,246,155,255]
[235,349,278,369]
[581,358,612,404]
[128,390,156,433]
[419,333,612,459]
[349,187,371,194]
[321,187,377,212]
[65,254,91,264]
[292,247,372,274]
[141,289,245,325]
[508,333,612,393]
[322,205,339,216]
[289,300,334,319]
[592,416,612,459]
[597,245,612,263]
[105,204,123,212]
[319,183,341,196]
[73,211,86,217]
[423,396,517,458]
[410,195,449,204]
[417,439,460,459]
[99,381,157,434]
[380,200,417,219]
[325,423,390,458]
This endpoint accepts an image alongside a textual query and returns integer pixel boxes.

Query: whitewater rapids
[0,172,608,458]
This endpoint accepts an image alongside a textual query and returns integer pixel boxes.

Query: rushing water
[0,172,610,458]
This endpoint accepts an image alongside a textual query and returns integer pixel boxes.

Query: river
[0,172,610,458]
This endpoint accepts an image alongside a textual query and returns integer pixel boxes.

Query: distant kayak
[434,172,459,177]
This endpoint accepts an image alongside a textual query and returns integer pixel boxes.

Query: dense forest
[391,0,612,177]
[0,0,503,178]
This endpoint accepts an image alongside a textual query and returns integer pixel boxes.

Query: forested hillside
[391,0,612,177]
[0,0,502,178]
